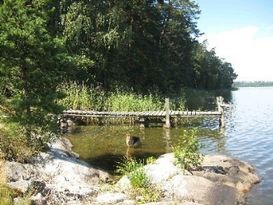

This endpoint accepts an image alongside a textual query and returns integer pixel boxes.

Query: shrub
[116,158,161,202]
[116,159,148,188]
[0,123,40,162]
[173,129,203,171]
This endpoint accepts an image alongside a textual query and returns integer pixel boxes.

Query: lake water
[67,87,273,205]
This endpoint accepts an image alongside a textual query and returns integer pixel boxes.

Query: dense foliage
[0,0,74,146]
[0,0,237,155]
[51,0,237,92]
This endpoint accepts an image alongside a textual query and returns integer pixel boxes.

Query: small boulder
[96,192,128,204]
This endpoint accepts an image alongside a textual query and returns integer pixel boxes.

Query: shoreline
[3,137,260,204]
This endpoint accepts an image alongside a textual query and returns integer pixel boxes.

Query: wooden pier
[62,97,226,128]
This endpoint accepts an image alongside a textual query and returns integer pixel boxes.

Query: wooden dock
[62,110,221,118]
[62,97,226,128]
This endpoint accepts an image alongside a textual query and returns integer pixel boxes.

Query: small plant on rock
[116,158,149,188]
[116,158,161,203]
[173,129,203,171]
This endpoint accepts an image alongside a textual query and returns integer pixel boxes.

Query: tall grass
[58,82,107,110]
[58,82,225,112]
[57,82,204,112]
[58,82,166,112]
[106,91,163,112]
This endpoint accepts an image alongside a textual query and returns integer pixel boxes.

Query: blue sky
[195,0,273,81]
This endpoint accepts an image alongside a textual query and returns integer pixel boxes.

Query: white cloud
[200,26,273,81]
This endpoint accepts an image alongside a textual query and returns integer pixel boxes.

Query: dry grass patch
[0,158,13,205]
[0,158,31,205]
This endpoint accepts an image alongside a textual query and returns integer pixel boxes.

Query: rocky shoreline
[4,138,260,205]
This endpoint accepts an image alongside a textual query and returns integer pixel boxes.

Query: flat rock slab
[115,153,260,205]
[4,139,260,205]
[195,155,261,196]
[5,138,110,205]
[96,192,128,204]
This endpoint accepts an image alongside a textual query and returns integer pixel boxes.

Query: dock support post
[139,117,147,128]
[164,98,171,128]
[217,96,225,128]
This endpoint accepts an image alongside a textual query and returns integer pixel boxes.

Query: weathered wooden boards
[62,110,222,117]
[62,97,226,128]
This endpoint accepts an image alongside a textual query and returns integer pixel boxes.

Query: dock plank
[63,109,222,118]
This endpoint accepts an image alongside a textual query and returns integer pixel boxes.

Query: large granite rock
[4,139,260,205]
[5,138,110,205]
[114,153,260,205]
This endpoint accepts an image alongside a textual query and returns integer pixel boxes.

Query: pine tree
[0,0,73,146]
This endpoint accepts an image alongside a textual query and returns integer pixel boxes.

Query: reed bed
[58,82,167,112]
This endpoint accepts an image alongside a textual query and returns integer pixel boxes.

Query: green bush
[116,158,160,202]
[0,123,41,162]
[173,129,203,171]
[116,159,149,188]
[116,158,143,176]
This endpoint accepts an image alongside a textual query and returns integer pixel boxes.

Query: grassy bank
[58,82,165,111]
[58,82,220,112]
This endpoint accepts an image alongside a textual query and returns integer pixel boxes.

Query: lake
[67,87,273,205]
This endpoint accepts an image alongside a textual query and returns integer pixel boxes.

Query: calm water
[67,87,273,205]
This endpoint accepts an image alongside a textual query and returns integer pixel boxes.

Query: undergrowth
[0,123,38,163]
[116,158,161,203]
[173,129,203,171]
[57,82,187,112]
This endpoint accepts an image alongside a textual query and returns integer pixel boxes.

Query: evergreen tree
[0,0,74,145]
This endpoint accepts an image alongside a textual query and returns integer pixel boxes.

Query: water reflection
[66,124,223,174]
[67,87,273,204]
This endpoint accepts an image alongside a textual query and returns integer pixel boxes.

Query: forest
[0,0,237,93]
[0,0,237,156]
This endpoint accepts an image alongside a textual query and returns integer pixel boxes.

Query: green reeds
[58,82,106,110]
[58,82,166,112]
[106,91,163,112]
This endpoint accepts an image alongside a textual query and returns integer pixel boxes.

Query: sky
[195,0,273,81]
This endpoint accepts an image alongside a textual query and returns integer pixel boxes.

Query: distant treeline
[234,81,273,87]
